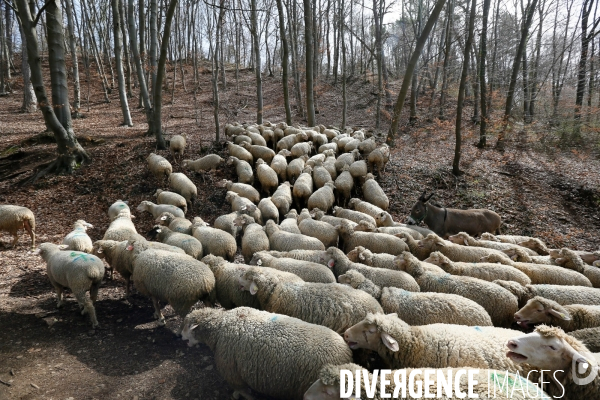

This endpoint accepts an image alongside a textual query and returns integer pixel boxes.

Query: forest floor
[1,62,599,400]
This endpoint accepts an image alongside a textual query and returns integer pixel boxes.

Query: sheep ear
[97,248,103,254]
[463,238,469,246]
[126,244,134,251]
[161,216,168,221]
[190,324,199,331]
[58,244,69,250]
[381,332,399,352]
[249,281,259,295]
[436,239,446,247]
[327,259,335,268]
[548,308,571,321]
[359,253,366,261]
[257,259,263,266]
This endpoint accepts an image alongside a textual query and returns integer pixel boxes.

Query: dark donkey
[408,192,501,238]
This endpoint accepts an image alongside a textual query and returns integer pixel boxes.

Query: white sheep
[238,267,383,333]
[265,220,325,251]
[191,217,237,261]
[226,156,254,184]
[155,212,192,235]
[154,189,187,214]
[137,200,185,219]
[448,231,539,256]
[169,134,186,161]
[241,222,270,263]
[35,243,105,327]
[256,158,279,196]
[147,153,172,180]
[292,165,314,209]
[297,209,338,248]
[219,179,260,203]
[168,172,198,208]
[107,200,131,221]
[62,220,94,253]
[513,296,600,332]
[250,251,335,283]
[181,307,353,400]
[307,182,336,212]
[271,182,293,216]
[227,141,253,164]
[0,205,36,248]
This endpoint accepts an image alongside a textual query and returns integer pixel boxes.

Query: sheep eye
[549,345,557,350]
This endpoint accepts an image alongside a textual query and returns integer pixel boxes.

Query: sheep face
[416,234,443,252]
[506,326,596,373]
[423,252,444,266]
[514,298,571,330]
[448,232,470,245]
[226,156,237,166]
[303,379,340,400]
[343,320,382,351]
[481,233,499,241]
[181,321,200,347]
[155,212,173,225]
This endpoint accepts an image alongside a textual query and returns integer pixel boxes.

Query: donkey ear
[425,193,435,202]
[418,190,427,201]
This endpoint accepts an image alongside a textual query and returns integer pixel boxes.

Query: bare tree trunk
[119,0,133,98]
[439,0,454,120]
[387,0,447,142]
[341,0,347,129]
[276,0,292,124]
[15,0,90,178]
[574,0,598,138]
[149,0,159,97]
[112,0,133,126]
[288,0,303,117]
[409,0,423,125]
[17,1,36,112]
[149,0,178,149]
[304,0,316,125]
[63,0,81,117]
[478,0,492,147]
[128,0,152,123]
[453,0,476,175]
[250,0,263,124]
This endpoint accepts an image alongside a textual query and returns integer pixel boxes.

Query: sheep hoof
[157,317,166,326]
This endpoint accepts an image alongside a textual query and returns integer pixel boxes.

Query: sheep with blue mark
[62,220,94,253]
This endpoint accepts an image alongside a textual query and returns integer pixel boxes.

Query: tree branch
[2,0,17,13]
[33,0,52,26]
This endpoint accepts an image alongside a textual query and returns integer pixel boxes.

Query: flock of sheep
[1,121,600,400]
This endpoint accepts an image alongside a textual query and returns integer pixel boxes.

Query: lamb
[239,267,383,333]
[493,280,600,308]
[297,209,338,247]
[107,200,131,221]
[276,132,308,151]
[514,296,600,332]
[126,240,215,333]
[191,217,237,261]
[290,141,313,158]
[304,364,547,400]
[271,182,293,215]
[147,153,172,180]
[333,206,377,226]
[481,253,593,287]
[376,211,434,236]
[219,179,260,203]
[334,149,360,172]
[226,156,254,184]
[251,251,336,283]
[35,243,105,327]
[154,189,187,214]
[448,231,538,256]
[200,255,262,309]
[346,246,445,274]
[348,198,385,221]
[270,149,290,182]
[424,251,532,285]
[265,220,325,251]
[367,144,390,175]
[241,222,270,263]
[181,307,353,400]
[337,220,408,254]
[227,141,253,164]
[286,155,308,183]
[292,166,314,209]
[362,174,389,210]
[326,247,421,291]
[343,313,525,371]
[506,325,599,400]
[279,209,301,233]
[255,158,279,196]
[334,166,354,207]
[571,327,600,352]
[408,191,501,237]
[136,200,185,219]
[417,233,515,263]
[481,233,551,255]
[168,172,198,207]
[148,225,203,259]
[240,142,276,164]
[394,251,519,327]
[155,212,192,235]
[225,191,262,223]
[181,154,224,177]
[259,249,330,266]
[62,220,94,253]
[258,197,279,224]
[169,134,186,161]
[307,182,336,212]
[555,248,600,287]
[0,205,36,248]
[103,210,138,242]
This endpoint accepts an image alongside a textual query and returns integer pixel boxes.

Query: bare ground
[1,62,599,400]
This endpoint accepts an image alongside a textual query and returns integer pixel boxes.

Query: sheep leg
[10,233,18,247]
[89,282,100,303]
[23,220,35,247]
[152,297,166,325]
[55,286,65,308]
[75,292,99,328]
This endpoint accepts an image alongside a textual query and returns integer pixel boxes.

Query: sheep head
[155,212,175,225]
[344,313,407,352]
[423,251,451,268]
[136,201,151,212]
[393,252,423,276]
[448,232,472,246]
[417,234,444,252]
[556,248,586,274]
[354,220,376,232]
[514,297,571,330]
[338,270,366,288]
[225,191,238,204]
[480,232,499,241]
[506,325,596,374]
[503,248,532,263]
[226,156,238,166]
[264,220,280,236]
